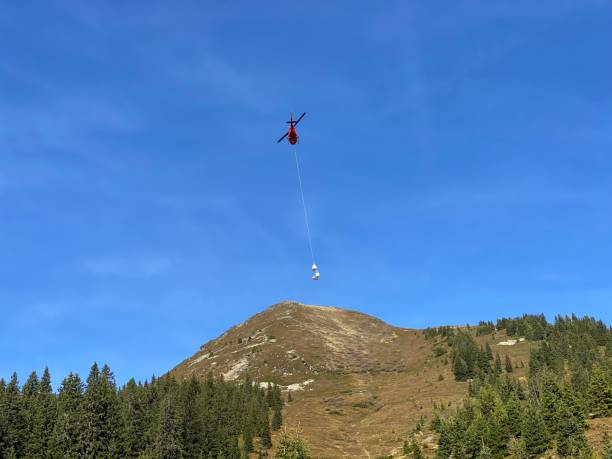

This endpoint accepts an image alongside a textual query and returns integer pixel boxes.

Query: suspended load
[311,263,320,281]
[276,112,320,281]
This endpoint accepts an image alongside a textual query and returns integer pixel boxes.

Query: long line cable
[292,147,316,265]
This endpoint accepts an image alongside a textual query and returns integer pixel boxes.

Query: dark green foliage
[121,378,147,457]
[25,367,56,458]
[453,356,469,381]
[79,363,123,458]
[179,375,203,458]
[431,313,609,458]
[271,405,283,431]
[496,314,549,340]
[505,394,524,438]
[260,412,272,449]
[49,373,84,458]
[449,331,493,380]
[522,407,549,457]
[0,365,282,458]
[494,353,503,376]
[156,392,183,459]
[1,373,27,457]
[505,354,513,373]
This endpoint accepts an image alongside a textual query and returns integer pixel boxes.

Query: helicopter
[276,112,306,145]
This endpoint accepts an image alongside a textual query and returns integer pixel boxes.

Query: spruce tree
[453,356,469,381]
[49,372,84,459]
[260,412,272,449]
[494,353,503,376]
[275,428,309,459]
[156,392,183,459]
[556,390,589,458]
[2,373,26,457]
[0,379,7,455]
[79,363,123,458]
[539,374,561,435]
[180,375,203,459]
[122,378,147,457]
[23,371,41,458]
[522,407,549,458]
[505,394,524,438]
[485,342,493,361]
[436,423,453,459]
[271,404,283,431]
[27,367,57,458]
[505,354,513,373]
[588,364,612,417]
[242,417,254,455]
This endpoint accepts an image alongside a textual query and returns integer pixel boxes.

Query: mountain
[170,302,610,457]
[172,301,412,381]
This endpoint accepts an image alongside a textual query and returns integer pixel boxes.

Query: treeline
[431,314,612,458]
[0,363,285,458]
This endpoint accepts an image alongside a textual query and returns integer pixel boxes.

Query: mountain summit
[172,301,414,382]
[170,301,477,456]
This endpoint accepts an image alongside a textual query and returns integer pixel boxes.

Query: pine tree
[260,412,272,449]
[122,378,147,457]
[156,392,183,459]
[539,373,561,435]
[275,427,309,459]
[49,373,83,459]
[494,353,503,376]
[588,364,612,417]
[23,371,41,457]
[505,354,513,373]
[453,356,469,381]
[180,375,203,459]
[242,416,254,455]
[556,389,589,458]
[271,404,282,431]
[505,394,524,438]
[2,373,26,457]
[485,342,494,361]
[27,367,57,458]
[79,363,123,458]
[436,423,453,459]
[522,407,549,458]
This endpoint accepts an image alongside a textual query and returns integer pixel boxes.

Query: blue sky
[1,1,612,386]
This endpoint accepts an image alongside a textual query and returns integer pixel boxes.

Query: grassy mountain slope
[171,302,610,457]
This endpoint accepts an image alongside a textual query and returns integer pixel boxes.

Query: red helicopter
[277,112,306,145]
